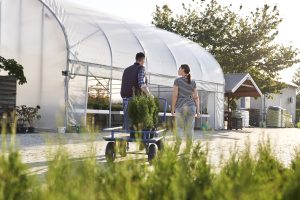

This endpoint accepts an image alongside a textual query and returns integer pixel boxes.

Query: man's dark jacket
[120,63,144,98]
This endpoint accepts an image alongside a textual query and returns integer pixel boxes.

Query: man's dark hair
[135,52,145,61]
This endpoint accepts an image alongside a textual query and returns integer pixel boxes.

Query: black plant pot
[17,126,28,134]
[142,128,157,139]
[27,127,35,133]
[129,127,157,139]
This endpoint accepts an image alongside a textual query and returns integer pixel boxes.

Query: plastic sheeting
[0,0,225,130]
[215,92,224,129]
[1,0,67,130]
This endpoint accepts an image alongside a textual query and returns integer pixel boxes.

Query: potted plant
[16,105,41,133]
[111,103,123,111]
[128,95,159,137]
[202,107,208,114]
[16,105,27,133]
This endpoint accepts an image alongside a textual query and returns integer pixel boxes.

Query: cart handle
[103,126,123,132]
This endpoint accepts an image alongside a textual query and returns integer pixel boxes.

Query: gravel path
[1,128,300,175]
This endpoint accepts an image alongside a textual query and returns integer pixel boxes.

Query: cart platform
[103,98,168,162]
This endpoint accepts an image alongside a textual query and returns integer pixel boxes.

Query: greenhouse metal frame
[0,0,225,130]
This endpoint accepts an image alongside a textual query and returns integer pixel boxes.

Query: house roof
[282,81,298,88]
[224,73,263,97]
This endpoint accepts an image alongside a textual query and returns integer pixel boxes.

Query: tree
[296,94,300,122]
[293,67,300,121]
[152,0,299,96]
[0,56,27,85]
[293,67,300,92]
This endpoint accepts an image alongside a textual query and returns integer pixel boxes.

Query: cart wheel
[119,141,127,157]
[156,140,164,151]
[105,142,116,162]
[148,144,157,162]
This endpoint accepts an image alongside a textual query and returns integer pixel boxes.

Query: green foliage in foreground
[1,138,300,200]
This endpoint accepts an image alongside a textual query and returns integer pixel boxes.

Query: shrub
[111,103,123,111]
[42,149,99,200]
[0,115,40,200]
[128,95,159,130]
[296,109,300,123]
[16,105,41,127]
[0,152,39,200]
[210,140,287,200]
[87,95,109,110]
[282,149,300,200]
[0,56,27,85]
[88,96,123,111]
[2,114,300,199]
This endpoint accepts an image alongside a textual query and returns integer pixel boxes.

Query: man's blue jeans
[123,99,132,130]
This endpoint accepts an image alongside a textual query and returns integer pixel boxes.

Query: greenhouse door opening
[68,64,123,129]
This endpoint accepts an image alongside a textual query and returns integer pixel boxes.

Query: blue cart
[103,98,168,162]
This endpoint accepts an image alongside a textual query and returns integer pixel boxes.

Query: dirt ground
[1,128,300,175]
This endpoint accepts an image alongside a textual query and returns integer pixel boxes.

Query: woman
[171,64,200,142]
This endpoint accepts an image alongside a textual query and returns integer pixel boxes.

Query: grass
[1,114,300,199]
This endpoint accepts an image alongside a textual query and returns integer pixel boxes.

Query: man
[120,52,153,130]
[121,52,153,98]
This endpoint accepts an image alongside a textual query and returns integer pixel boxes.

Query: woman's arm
[193,88,200,118]
[171,85,178,116]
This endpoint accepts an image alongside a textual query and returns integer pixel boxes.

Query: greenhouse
[0,0,225,130]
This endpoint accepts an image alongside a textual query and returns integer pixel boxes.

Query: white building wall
[250,86,297,122]
[236,97,251,109]
[1,0,67,130]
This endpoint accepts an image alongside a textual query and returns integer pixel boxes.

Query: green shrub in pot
[111,103,123,111]
[16,105,41,133]
[128,95,159,130]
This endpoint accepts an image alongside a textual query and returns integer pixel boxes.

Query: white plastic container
[57,127,66,134]
[266,106,282,128]
[238,109,250,127]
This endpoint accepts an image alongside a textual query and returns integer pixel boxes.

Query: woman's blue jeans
[175,105,196,142]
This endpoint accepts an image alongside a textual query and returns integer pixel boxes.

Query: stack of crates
[266,106,283,128]
[231,110,243,130]
[247,109,260,127]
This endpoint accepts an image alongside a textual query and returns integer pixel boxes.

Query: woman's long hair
[181,64,191,84]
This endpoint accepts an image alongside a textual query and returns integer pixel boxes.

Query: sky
[78,0,300,83]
